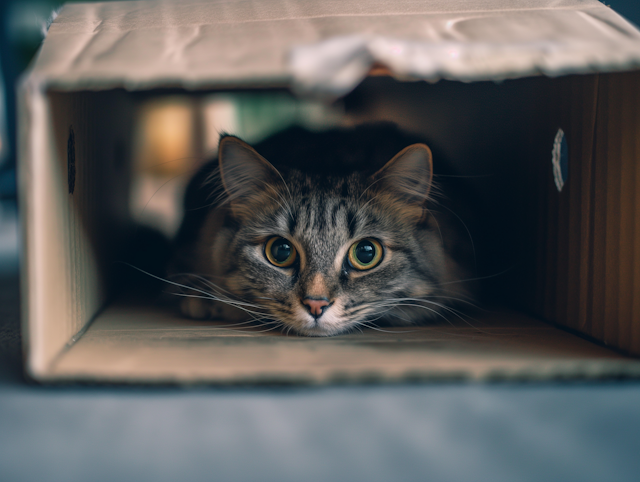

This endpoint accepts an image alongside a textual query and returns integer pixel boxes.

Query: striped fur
[169,124,475,336]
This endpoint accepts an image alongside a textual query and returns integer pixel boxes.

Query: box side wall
[343,76,554,304]
[20,88,135,376]
[536,71,640,355]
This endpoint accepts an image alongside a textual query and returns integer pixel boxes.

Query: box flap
[29,0,640,96]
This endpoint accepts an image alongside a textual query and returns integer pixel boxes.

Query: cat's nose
[302,296,331,318]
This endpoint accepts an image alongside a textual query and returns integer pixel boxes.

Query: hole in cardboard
[552,128,568,192]
[32,74,640,384]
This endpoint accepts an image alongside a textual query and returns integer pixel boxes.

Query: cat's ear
[372,143,433,205]
[218,136,283,215]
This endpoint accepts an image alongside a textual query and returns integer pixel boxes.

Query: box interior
[24,72,640,383]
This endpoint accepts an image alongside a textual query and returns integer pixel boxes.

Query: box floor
[2,272,640,482]
[48,302,640,383]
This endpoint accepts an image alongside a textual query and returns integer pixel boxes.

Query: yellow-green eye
[265,237,297,267]
[348,238,383,270]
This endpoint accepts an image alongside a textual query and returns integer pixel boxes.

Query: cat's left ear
[218,136,284,216]
[371,143,433,205]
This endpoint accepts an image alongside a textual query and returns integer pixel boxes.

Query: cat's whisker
[423,206,444,245]
[174,279,239,304]
[356,175,386,204]
[237,323,286,334]
[426,294,486,313]
[349,191,387,230]
[354,319,419,334]
[437,203,478,270]
[172,273,241,298]
[205,319,278,329]
[154,275,273,321]
[170,292,272,320]
[376,297,494,332]
[347,301,391,317]
[398,300,471,324]
[206,321,284,334]
[433,173,495,179]
[122,263,234,300]
[169,276,269,311]
[364,300,457,326]
[378,298,466,319]
[379,297,471,313]
[262,188,295,221]
[347,304,409,326]
[137,164,204,223]
[428,290,478,303]
[199,318,281,330]
[431,266,514,286]
[209,165,296,220]
[170,288,268,313]
[390,306,414,323]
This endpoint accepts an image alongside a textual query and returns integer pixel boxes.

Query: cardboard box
[18,0,640,383]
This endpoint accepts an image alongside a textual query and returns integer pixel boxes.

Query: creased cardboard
[34,0,640,95]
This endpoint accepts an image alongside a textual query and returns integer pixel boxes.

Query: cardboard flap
[31,0,640,95]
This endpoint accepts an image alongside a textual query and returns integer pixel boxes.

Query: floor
[2,268,640,482]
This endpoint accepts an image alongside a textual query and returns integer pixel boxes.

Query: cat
[168,123,477,336]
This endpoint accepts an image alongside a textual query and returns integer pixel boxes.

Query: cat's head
[211,135,451,336]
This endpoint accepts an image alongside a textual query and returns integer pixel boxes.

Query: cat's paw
[180,297,216,319]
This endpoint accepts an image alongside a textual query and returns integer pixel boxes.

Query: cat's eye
[265,236,297,268]
[348,238,383,270]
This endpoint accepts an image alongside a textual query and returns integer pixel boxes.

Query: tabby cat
[169,123,476,336]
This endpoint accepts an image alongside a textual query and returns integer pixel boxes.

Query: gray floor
[2,269,640,482]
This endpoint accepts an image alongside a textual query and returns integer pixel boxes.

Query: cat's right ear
[218,136,283,216]
[371,143,433,205]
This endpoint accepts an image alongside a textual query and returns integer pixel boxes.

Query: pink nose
[302,297,331,318]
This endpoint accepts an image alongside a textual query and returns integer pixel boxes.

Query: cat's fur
[169,123,476,336]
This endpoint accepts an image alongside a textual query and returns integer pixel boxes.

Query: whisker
[170,292,273,320]
[355,320,419,334]
[363,299,453,324]
[431,266,515,286]
[137,165,203,222]
[437,203,478,271]
[172,273,240,298]
[370,297,496,333]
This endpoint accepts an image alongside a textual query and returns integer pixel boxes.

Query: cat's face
[211,136,449,336]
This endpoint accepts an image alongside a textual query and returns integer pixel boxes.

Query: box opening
[22,73,640,383]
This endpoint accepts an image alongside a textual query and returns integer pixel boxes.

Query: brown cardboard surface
[598,72,640,353]
[19,90,135,376]
[46,303,640,383]
[34,1,640,96]
[536,71,640,355]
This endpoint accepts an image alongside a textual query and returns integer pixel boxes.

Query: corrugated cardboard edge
[38,360,640,385]
[17,75,46,378]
